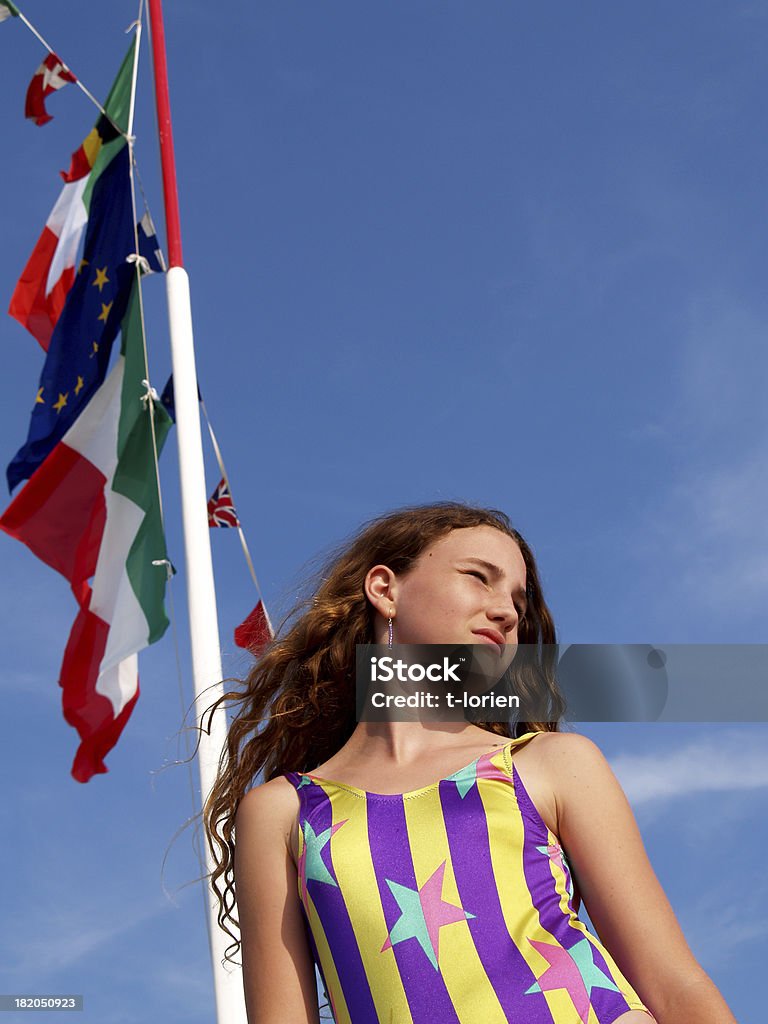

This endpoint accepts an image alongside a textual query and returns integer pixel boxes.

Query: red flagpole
[147,0,183,268]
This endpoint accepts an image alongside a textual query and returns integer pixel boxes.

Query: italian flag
[0,2,19,22]
[8,40,134,350]
[0,281,173,782]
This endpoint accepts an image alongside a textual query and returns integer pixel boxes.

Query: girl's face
[368,525,528,649]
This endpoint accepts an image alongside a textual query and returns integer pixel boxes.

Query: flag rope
[132,158,167,269]
[126,0,216,952]
[126,0,145,139]
[11,3,128,140]
[200,399,275,635]
[126,15,167,538]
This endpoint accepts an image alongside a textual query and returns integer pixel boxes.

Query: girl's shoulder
[236,775,302,851]
[513,730,612,837]
[519,728,607,770]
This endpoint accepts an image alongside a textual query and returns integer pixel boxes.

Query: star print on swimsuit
[380,860,475,970]
[447,758,483,798]
[298,818,347,906]
[525,937,621,1024]
[447,747,512,798]
[536,839,575,899]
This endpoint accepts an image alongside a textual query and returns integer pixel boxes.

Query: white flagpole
[146,2,247,1021]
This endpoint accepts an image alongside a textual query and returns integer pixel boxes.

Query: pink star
[475,748,510,783]
[527,939,590,1023]
[381,861,475,969]
[420,862,474,963]
[547,841,565,874]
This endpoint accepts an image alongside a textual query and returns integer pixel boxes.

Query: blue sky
[1,2,766,1021]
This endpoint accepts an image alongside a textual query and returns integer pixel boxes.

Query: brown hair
[203,501,562,962]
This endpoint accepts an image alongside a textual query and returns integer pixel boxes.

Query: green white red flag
[0,282,173,782]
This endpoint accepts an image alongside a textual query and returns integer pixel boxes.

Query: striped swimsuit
[284,731,653,1024]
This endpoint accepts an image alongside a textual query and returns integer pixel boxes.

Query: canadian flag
[25,52,77,127]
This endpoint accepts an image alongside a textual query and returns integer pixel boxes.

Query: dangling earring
[387,608,395,650]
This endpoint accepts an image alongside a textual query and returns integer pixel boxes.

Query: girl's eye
[465,570,527,622]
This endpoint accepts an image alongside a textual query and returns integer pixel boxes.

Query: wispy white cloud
[679,872,768,970]
[623,292,768,627]
[0,898,171,978]
[0,668,62,697]
[142,960,218,1021]
[658,450,768,609]
[673,295,767,448]
[609,731,768,805]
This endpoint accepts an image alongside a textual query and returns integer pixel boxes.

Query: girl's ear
[364,564,397,618]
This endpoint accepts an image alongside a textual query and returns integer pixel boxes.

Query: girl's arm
[234,778,321,1024]
[541,732,738,1024]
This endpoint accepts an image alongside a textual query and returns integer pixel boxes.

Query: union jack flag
[207,477,240,528]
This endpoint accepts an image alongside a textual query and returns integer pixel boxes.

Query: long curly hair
[203,501,563,963]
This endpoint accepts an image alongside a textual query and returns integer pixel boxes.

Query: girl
[204,502,737,1024]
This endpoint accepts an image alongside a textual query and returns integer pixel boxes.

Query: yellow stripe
[482,747,560,983]
[323,787,414,1024]
[403,787,509,1024]
[546,829,575,919]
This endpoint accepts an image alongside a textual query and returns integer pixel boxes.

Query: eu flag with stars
[7,144,135,492]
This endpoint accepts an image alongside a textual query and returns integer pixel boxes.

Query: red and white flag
[234,600,273,655]
[10,45,133,350]
[25,52,77,126]
[8,177,89,350]
[207,477,240,528]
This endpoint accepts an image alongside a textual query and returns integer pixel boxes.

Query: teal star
[302,820,341,887]
[447,758,480,798]
[570,938,620,998]
[381,862,475,970]
[383,879,434,964]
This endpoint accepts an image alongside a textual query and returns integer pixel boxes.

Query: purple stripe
[294,780,379,1022]
[514,765,580,948]
[284,775,335,1013]
[590,981,638,1023]
[441,779,555,1022]
[366,794,461,1024]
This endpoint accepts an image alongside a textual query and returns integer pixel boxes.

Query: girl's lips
[473,629,505,650]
